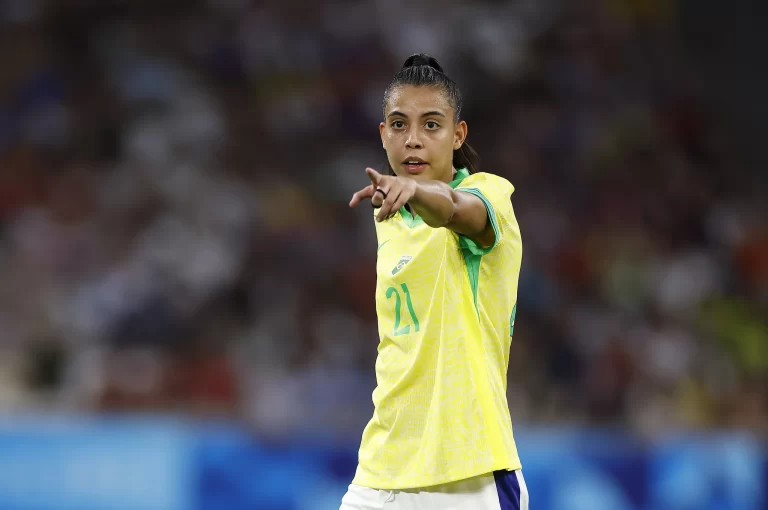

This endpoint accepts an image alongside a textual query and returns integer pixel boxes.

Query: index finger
[365,167,383,186]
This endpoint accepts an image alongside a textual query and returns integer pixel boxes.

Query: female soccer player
[343,54,527,510]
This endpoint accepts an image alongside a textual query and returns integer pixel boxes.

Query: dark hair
[382,53,479,174]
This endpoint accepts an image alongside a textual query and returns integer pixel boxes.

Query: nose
[405,127,423,149]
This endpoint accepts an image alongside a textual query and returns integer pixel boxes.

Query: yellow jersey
[352,168,523,489]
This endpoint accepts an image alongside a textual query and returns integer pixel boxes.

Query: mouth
[402,158,428,174]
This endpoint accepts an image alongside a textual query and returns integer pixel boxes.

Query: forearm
[409,180,458,228]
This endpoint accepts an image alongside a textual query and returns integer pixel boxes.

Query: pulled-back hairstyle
[382,54,479,174]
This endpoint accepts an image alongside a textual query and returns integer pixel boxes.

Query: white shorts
[339,470,529,510]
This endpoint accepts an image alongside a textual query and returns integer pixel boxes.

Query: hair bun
[402,53,444,73]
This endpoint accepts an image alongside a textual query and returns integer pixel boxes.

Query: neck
[437,166,457,183]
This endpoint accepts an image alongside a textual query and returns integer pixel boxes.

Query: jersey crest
[391,255,412,275]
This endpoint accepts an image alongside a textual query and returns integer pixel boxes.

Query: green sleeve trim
[509,303,517,336]
[456,187,500,256]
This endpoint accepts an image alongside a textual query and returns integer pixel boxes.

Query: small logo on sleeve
[392,255,412,275]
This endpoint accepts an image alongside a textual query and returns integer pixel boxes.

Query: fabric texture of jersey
[353,168,523,489]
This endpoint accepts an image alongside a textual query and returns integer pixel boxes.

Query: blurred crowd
[0,0,766,442]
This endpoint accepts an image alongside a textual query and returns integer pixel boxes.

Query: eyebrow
[387,110,446,119]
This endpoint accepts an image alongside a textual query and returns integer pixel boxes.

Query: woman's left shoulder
[459,172,515,194]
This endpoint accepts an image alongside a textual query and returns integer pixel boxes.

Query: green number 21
[386,283,420,336]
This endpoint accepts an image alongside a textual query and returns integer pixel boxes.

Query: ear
[454,120,468,150]
[379,122,386,149]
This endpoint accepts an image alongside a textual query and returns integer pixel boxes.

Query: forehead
[385,85,453,116]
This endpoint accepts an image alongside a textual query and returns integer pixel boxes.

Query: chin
[391,164,442,181]
[397,164,431,178]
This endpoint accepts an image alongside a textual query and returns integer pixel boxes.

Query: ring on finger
[374,187,387,200]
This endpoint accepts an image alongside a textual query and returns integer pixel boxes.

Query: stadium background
[0,0,765,509]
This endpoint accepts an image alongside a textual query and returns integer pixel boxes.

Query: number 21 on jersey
[386,283,419,336]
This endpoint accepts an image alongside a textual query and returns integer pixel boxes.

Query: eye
[391,120,405,129]
[425,121,440,129]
